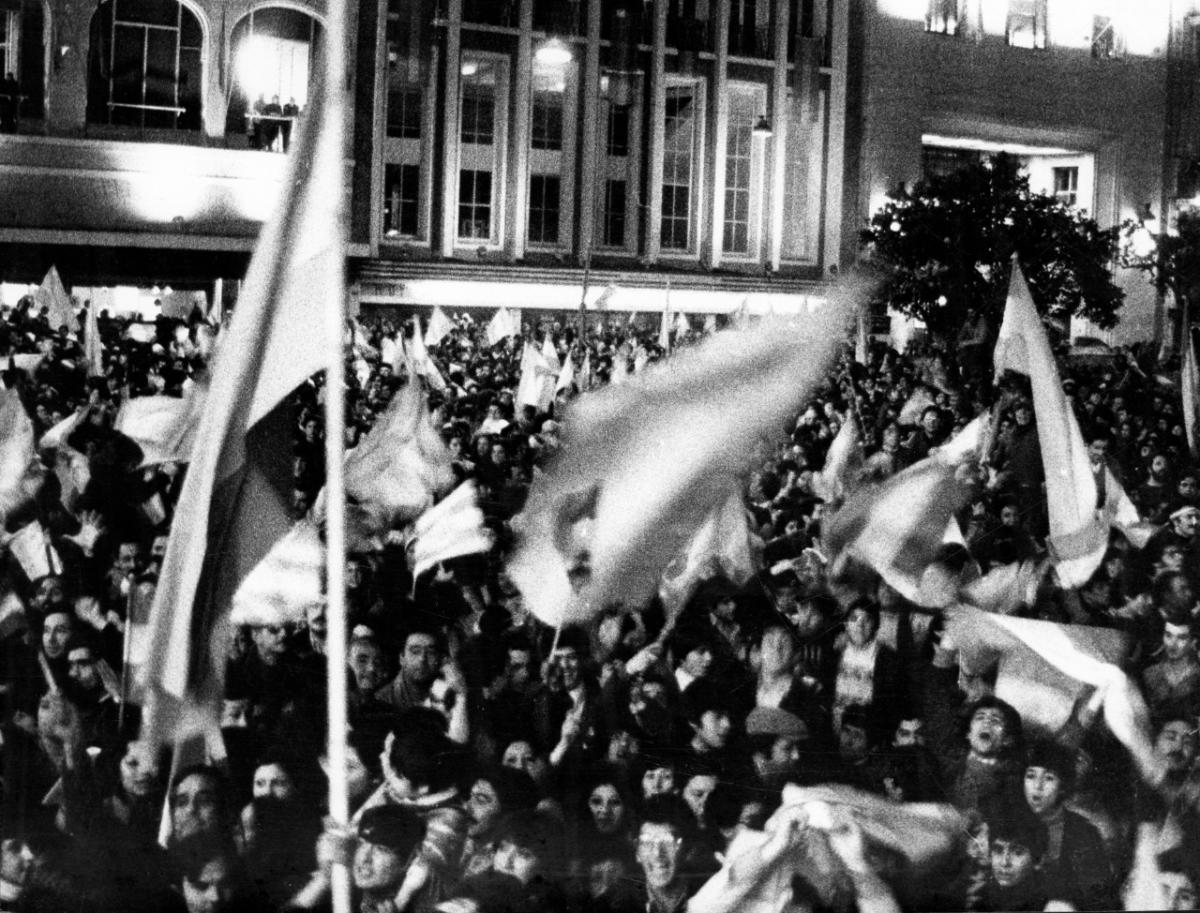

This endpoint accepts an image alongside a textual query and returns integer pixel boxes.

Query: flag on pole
[1102,466,1156,549]
[674,310,692,335]
[1182,301,1198,458]
[409,482,494,581]
[579,349,593,392]
[994,259,1103,588]
[138,68,341,750]
[555,350,576,394]
[230,520,325,627]
[115,394,203,467]
[0,390,38,519]
[35,267,76,332]
[541,334,561,374]
[732,296,750,330]
[425,306,454,347]
[407,318,447,392]
[855,307,869,365]
[703,314,717,335]
[517,342,555,411]
[658,297,672,351]
[487,308,518,346]
[507,282,859,629]
[83,299,104,377]
[592,283,617,311]
[898,386,936,426]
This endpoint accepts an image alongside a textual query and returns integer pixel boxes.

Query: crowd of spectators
[0,293,1198,913]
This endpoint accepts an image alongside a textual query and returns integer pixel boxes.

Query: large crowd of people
[0,293,1198,913]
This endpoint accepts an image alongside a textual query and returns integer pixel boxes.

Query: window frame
[658,77,706,260]
[721,82,767,261]
[596,79,642,255]
[1006,0,1047,50]
[455,53,509,250]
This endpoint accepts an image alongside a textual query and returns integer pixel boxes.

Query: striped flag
[1182,301,1198,459]
[507,282,858,629]
[138,68,341,749]
[409,482,494,581]
[994,259,1103,588]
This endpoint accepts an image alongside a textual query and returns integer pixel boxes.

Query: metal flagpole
[322,0,351,909]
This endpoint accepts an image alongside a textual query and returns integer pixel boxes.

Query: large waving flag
[138,70,341,748]
[0,391,39,519]
[517,341,555,411]
[555,350,576,394]
[1103,466,1156,549]
[487,307,518,346]
[230,520,324,627]
[659,484,762,619]
[406,317,448,392]
[115,393,203,467]
[36,266,76,332]
[83,301,103,377]
[425,306,454,348]
[1183,302,1198,459]
[995,260,1103,588]
[507,282,859,628]
[408,482,494,581]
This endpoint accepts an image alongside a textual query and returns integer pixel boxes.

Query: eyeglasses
[638,836,681,854]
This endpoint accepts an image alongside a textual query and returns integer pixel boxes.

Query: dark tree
[1120,205,1200,346]
[861,154,1124,343]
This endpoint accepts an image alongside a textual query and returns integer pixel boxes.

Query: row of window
[926,0,1133,57]
[381,52,824,262]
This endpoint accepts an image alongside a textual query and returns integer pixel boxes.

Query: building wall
[858,2,1173,343]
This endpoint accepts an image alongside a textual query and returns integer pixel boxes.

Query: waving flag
[36,266,76,332]
[0,391,39,519]
[811,415,860,502]
[994,260,1103,588]
[230,520,324,627]
[115,393,203,467]
[406,318,448,392]
[507,280,859,628]
[1103,466,1156,549]
[425,306,454,347]
[83,302,104,377]
[556,350,576,394]
[1182,302,1198,458]
[517,342,555,411]
[487,308,518,346]
[658,300,672,351]
[139,69,341,749]
[408,482,494,581]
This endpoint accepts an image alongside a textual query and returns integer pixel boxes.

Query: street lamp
[535,38,573,68]
[752,114,773,138]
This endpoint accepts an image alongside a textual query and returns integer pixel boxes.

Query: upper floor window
[461,83,495,145]
[723,84,766,257]
[457,56,507,247]
[607,104,630,156]
[87,0,204,130]
[0,1,46,127]
[1053,166,1078,207]
[926,0,963,35]
[1006,0,1046,49]
[531,92,563,151]
[1091,14,1124,58]
[661,83,702,253]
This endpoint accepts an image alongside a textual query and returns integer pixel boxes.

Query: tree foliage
[1120,206,1200,317]
[861,155,1124,341]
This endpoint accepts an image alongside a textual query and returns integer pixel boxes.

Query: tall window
[0,2,45,122]
[926,0,962,34]
[607,104,630,156]
[603,179,627,247]
[387,85,420,139]
[458,169,492,240]
[599,85,640,253]
[528,175,561,244]
[224,7,321,140]
[457,56,506,246]
[723,89,761,256]
[87,0,204,130]
[661,85,699,253]
[531,92,563,150]
[1053,167,1078,207]
[384,164,420,237]
[1007,0,1047,49]
[781,86,824,263]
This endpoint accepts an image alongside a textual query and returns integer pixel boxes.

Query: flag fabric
[994,260,1103,588]
[517,342,555,411]
[160,290,207,320]
[960,559,1047,615]
[114,394,202,467]
[703,314,717,335]
[675,310,692,335]
[1102,466,1157,549]
[592,283,617,311]
[409,482,494,581]
[610,346,630,386]
[507,284,858,629]
[425,306,454,347]
[9,353,44,375]
[541,334,561,375]
[37,408,85,454]
[854,307,869,365]
[659,485,762,619]
[811,415,860,503]
[0,590,26,640]
[36,267,76,332]
[555,351,576,394]
[124,323,157,344]
[689,783,966,913]
[9,520,63,581]
[340,380,454,532]
[944,606,1159,781]
[407,319,448,392]
[897,386,936,426]
[138,69,341,750]
[1182,302,1198,459]
[732,297,750,331]
[0,390,38,519]
[230,520,324,627]
[380,335,398,367]
[823,453,973,608]
[579,349,593,392]
[486,308,517,346]
[658,300,672,351]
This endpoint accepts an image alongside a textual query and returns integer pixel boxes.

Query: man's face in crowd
[401,633,441,686]
[637,822,683,890]
[171,772,222,841]
[845,608,876,648]
[305,600,327,644]
[505,648,533,688]
[1024,766,1065,817]
[252,763,295,801]
[990,838,1037,889]
[967,706,1009,758]
[1161,872,1199,911]
[1163,623,1196,663]
[0,838,34,891]
[353,840,406,893]
[1173,510,1199,538]
[694,710,732,750]
[1088,439,1108,464]
[66,645,101,693]
[553,646,581,690]
[682,774,717,823]
[1014,404,1032,426]
[1180,476,1199,500]
[921,409,941,436]
[494,839,541,885]
[642,766,675,798]
[120,741,162,799]
[115,542,140,577]
[250,624,288,666]
[894,718,925,748]
[502,741,547,784]
[680,644,713,680]
[182,857,236,913]
[1155,720,1198,774]
[838,722,869,762]
[1000,505,1020,527]
[32,576,64,611]
[350,640,387,693]
[42,611,73,659]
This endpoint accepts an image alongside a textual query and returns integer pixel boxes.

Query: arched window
[86,0,203,130]
[0,0,46,128]
[225,7,321,147]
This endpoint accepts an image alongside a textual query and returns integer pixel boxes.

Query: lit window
[1006,0,1047,49]
[661,85,699,252]
[528,174,561,245]
[722,89,760,256]
[0,3,44,123]
[461,85,495,145]
[224,7,320,141]
[531,92,563,151]
[603,179,627,247]
[1053,166,1078,208]
[458,169,493,240]
[781,86,824,263]
[87,0,204,130]
[926,0,962,35]
[1091,15,1122,58]
[384,164,420,237]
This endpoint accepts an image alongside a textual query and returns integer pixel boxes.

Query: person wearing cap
[351,805,424,913]
[745,705,814,791]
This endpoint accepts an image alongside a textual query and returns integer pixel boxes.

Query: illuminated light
[237,36,273,100]
[937,295,948,306]
[460,60,478,76]
[535,38,573,68]
[752,115,773,138]
[876,0,926,20]
[1124,0,1169,56]
[890,220,902,232]
[128,173,204,223]
[922,134,1078,157]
